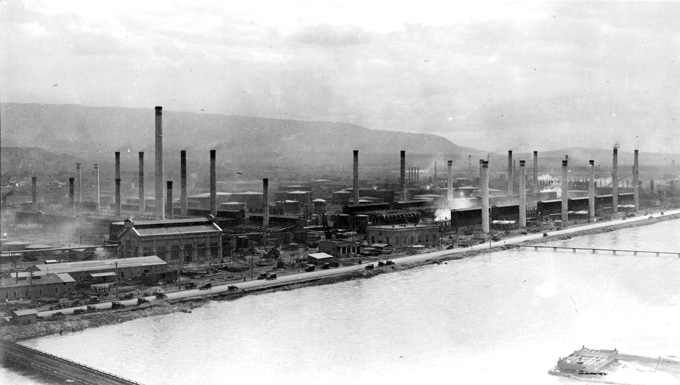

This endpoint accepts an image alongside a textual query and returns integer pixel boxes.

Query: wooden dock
[0,339,142,385]
[515,245,680,257]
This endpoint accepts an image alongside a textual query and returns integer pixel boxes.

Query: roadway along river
[5,217,680,385]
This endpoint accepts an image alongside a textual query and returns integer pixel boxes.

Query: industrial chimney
[481,161,490,234]
[114,152,120,211]
[138,152,145,214]
[447,160,453,201]
[75,163,82,203]
[210,150,216,216]
[561,160,568,226]
[612,147,618,214]
[533,151,539,195]
[94,163,100,211]
[155,106,165,220]
[181,150,188,216]
[32,176,38,212]
[401,151,406,200]
[633,150,639,212]
[69,177,75,214]
[166,181,173,219]
[519,160,526,228]
[263,178,269,227]
[589,160,595,223]
[353,150,359,206]
[507,150,513,195]
[115,178,122,217]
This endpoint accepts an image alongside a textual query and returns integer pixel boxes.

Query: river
[5,219,680,384]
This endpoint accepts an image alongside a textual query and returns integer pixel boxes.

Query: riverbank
[2,211,679,343]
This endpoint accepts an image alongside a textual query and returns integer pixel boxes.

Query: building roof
[90,272,117,278]
[368,223,439,230]
[133,224,221,237]
[13,309,38,316]
[0,272,75,288]
[307,252,335,260]
[33,256,166,274]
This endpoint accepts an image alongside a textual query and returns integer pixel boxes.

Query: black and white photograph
[1,1,679,384]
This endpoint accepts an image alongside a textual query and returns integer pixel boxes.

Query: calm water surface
[5,219,680,385]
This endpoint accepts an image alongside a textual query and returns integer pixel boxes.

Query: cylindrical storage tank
[287,191,311,206]
[312,198,327,215]
[219,202,248,212]
[233,192,263,211]
[332,190,351,205]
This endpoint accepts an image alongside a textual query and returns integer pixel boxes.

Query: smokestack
[507,150,513,195]
[633,149,639,212]
[533,151,539,195]
[181,150,187,216]
[447,160,453,200]
[400,151,406,200]
[68,177,75,214]
[263,178,269,227]
[353,150,359,205]
[434,161,437,182]
[32,176,38,212]
[561,160,568,226]
[612,148,618,214]
[479,159,483,179]
[519,160,526,228]
[94,163,100,211]
[75,163,82,203]
[210,150,216,216]
[468,155,472,180]
[166,181,173,219]
[138,152,145,214]
[589,160,595,223]
[114,152,120,212]
[115,178,122,217]
[155,106,165,220]
[481,161,490,234]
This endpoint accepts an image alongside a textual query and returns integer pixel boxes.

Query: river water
[5,219,680,385]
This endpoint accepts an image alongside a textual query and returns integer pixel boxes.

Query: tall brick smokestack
[181,150,188,216]
[589,160,595,223]
[115,178,122,217]
[533,151,539,195]
[32,176,38,212]
[138,152,145,214]
[633,149,639,212]
[353,150,359,206]
[561,160,568,226]
[401,151,406,200]
[434,161,437,182]
[114,152,120,212]
[155,106,164,220]
[479,159,483,179]
[507,150,513,195]
[69,177,75,214]
[612,147,618,214]
[447,160,453,200]
[263,178,269,227]
[481,161,490,234]
[94,163,100,211]
[166,181,173,219]
[75,163,82,203]
[519,160,526,228]
[210,150,216,216]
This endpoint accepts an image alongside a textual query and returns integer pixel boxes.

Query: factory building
[114,218,223,262]
[366,223,439,248]
[0,273,76,301]
[29,256,169,284]
[317,239,360,257]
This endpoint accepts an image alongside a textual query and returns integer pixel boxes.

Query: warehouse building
[0,273,76,301]
[115,217,224,262]
[366,223,440,248]
[29,256,169,284]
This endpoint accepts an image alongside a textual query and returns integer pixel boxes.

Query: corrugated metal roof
[34,256,166,274]
[135,224,221,236]
[308,253,334,259]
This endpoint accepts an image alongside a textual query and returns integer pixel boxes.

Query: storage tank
[332,190,351,205]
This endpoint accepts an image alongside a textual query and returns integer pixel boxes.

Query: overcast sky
[2,0,679,153]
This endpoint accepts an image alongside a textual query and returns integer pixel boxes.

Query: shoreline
[2,211,679,343]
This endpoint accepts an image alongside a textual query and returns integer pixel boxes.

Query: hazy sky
[2,0,679,153]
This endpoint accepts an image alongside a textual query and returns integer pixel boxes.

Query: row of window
[3,284,73,299]
[370,232,438,246]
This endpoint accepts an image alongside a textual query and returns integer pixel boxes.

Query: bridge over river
[0,339,142,385]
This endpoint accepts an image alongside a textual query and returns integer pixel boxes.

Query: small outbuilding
[307,252,336,265]
[11,309,38,325]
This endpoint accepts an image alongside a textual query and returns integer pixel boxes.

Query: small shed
[307,252,336,265]
[12,309,38,325]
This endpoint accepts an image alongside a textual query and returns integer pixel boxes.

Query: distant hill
[0,147,83,184]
